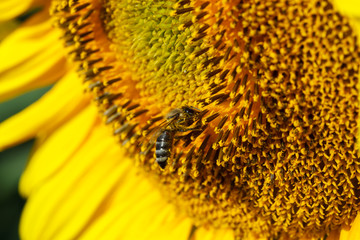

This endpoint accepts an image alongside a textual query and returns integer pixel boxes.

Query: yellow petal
[0,0,34,22]
[332,1,360,46]
[154,218,194,240]
[0,19,19,41]
[0,69,90,151]
[20,115,192,240]
[18,104,98,197]
[333,0,360,17]
[340,214,360,240]
[0,10,58,72]
[79,169,193,240]
[191,227,237,240]
[115,200,188,240]
[20,119,122,240]
[0,10,67,102]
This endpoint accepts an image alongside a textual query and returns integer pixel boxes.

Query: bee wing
[165,108,182,119]
[148,125,165,145]
[148,118,175,144]
[138,119,166,156]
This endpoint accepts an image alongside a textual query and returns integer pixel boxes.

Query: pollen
[51,0,360,239]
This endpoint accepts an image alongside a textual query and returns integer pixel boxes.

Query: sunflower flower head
[2,0,360,239]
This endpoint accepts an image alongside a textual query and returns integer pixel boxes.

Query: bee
[155,106,201,169]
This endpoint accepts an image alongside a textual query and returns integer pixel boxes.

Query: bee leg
[187,224,197,240]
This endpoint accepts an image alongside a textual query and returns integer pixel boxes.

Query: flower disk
[51,0,360,239]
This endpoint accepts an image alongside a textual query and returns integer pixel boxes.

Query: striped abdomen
[155,130,174,169]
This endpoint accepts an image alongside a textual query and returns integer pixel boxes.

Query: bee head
[181,106,200,116]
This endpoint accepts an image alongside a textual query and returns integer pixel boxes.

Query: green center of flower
[102,0,208,107]
[51,0,360,238]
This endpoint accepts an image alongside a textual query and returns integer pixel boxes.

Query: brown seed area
[51,0,360,239]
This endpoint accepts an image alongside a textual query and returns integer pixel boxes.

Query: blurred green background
[0,86,52,240]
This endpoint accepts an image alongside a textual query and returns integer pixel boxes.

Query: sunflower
[1,0,360,239]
